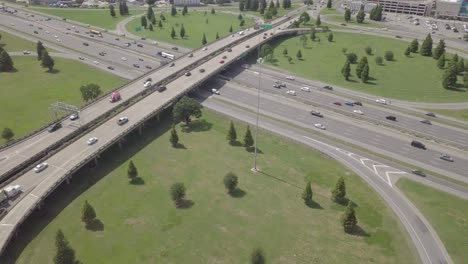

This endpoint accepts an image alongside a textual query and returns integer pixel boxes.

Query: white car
[23,50,31,55]
[211,88,220,94]
[314,123,326,130]
[121,57,127,61]
[285,76,295,80]
[46,30,50,34]
[56,38,61,42]
[152,41,158,45]
[93,61,99,65]
[34,162,48,173]
[353,109,363,115]
[202,47,208,51]
[87,137,98,145]
[69,114,79,120]
[376,99,387,104]
[117,116,129,125]
[144,81,152,88]
[54,35,58,38]
[286,90,296,96]
[300,87,311,92]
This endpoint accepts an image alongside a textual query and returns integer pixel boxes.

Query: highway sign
[259,24,272,29]
[135,26,142,32]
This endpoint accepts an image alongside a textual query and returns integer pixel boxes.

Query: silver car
[34,162,48,173]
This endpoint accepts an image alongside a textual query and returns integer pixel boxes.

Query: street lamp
[252,57,264,173]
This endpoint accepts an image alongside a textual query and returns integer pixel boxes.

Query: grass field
[266,32,467,103]
[230,4,301,19]
[324,14,384,28]
[0,56,125,145]
[396,178,468,263]
[29,7,145,30]
[3,110,418,264]
[421,108,468,122]
[126,11,254,49]
[0,30,44,52]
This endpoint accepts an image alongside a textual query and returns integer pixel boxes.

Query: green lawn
[4,111,418,264]
[396,178,468,264]
[0,30,43,52]
[233,4,301,19]
[126,11,254,49]
[420,108,468,122]
[320,8,340,15]
[0,56,125,145]
[266,33,468,103]
[29,7,145,30]
[324,15,384,28]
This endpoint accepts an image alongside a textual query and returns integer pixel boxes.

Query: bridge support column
[65,177,71,184]
[156,114,160,121]
[138,124,144,135]
[94,156,99,166]
[118,139,123,149]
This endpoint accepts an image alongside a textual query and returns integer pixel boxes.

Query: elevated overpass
[0,14,309,255]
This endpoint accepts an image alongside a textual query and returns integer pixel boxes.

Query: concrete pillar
[66,177,71,184]
[139,124,143,135]
[156,114,160,121]
[94,156,99,166]
[118,139,123,149]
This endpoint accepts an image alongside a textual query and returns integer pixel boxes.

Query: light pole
[252,56,264,172]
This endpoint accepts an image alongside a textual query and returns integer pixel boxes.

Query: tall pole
[252,37,264,172]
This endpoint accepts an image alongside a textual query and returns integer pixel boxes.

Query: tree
[316,14,321,26]
[240,19,245,27]
[361,63,369,83]
[276,0,280,9]
[180,24,186,38]
[127,160,138,182]
[442,64,458,89]
[463,71,468,88]
[147,6,155,20]
[300,35,308,47]
[229,25,233,33]
[310,27,316,40]
[227,121,237,144]
[346,53,357,64]
[302,181,313,204]
[264,10,272,20]
[211,7,216,14]
[170,124,179,147]
[2,127,14,141]
[110,5,116,18]
[36,41,45,61]
[260,44,274,62]
[244,125,254,149]
[202,33,208,45]
[120,0,129,15]
[433,39,445,60]
[173,96,203,125]
[239,0,245,11]
[215,32,220,40]
[328,32,334,42]
[158,20,163,28]
[365,46,372,55]
[341,59,351,80]
[223,172,238,194]
[171,5,177,16]
[251,248,265,264]
[326,0,332,8]
[296,49,302,60]
[420,34,433,56]
[341,202,357,233]
[54,229,79,264]
[437,53,445,69]
[171,27,176,39]
[410,39,419,53]
[287,56,293,63]
[170,182,186,208]
[148,23,153,31]
[344,9,351,22]
[299,11,310,23]
[356,10,365,23]
[0,50,14,72]
[331,176,346,203]
[79,83,102,102]
[81,200,96,228]
[384,51,394,61]
[283,47,288,56]
[356,56,368,78]
[375,56,383,65]
[41,50,54,72]
[404,46,411,57]
[183,5,188,15]
[141,16,148,29]
[160,13,166,21]
[457,59,465,75]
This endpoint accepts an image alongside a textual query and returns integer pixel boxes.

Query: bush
[365,46,372,55]
[223,172,238,194]
[375,56,383,65]
[346,53,358,64]
[384,51,394,61]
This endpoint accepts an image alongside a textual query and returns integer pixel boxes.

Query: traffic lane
[217,85,468,179]
[232,69,468,147]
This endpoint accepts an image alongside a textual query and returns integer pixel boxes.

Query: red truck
[109,92,121,103]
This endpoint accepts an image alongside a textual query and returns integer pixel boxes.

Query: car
[138,58,144,61]
[87,137,98,145]
[121,57,127,61]
[353,109,363,115]
[323,85,333,90]
[33,30,38,34]
[411,140,426,149]
[219,60,225,64]
[314,123,326,130]
[411,169,426,177]
[83,42,89,46]
[34,162,48,173]
[93,61,99,65]
[144,81,152,88]
[145,65,152,69]
[69,114,79,120]
[345,101,354,106]
[241,64,250,69]
[133,64,140,68]
[222,55,227,59]
[245,45,250,48]
[107,66,114,70]
[421,119,432,125]
[263,36,267,39]
[54,35,58,38]
[227,48,232,52]
[172,47,179,50]
[78,56,85,60]
[273,84,281,88]
[426,112,436,117]
[188,53,194,57]
[395,35,402,38]
[56,39,61,42]
[202,47,208,51]
[199,68,205,73]
[285,76,295,80]
[137,44,143,47]
[156,85,166,92]
[117,116,129,125]
[333,102,342,106]
[46,30,50,34]
[125,43,131,47]
[340,23,347,26]
[145,78,152,83]
[169,63,175,67]
[453,28,459,33]
[47,123,62,132]
[286,90,296,96]
[141,37,146,40]
[353,101,363,106]
[99,52,105,56]
[211,88,220,94]
[23,50,31,55]
[310,111,323,118]
[376,98,387,104]
[152,41,158,44]
[300,87,311,92]
[386,116,396,121]
[66,28,70,30]
[185,72,191,76]
[440,153,454,162]
[75,30,79,33]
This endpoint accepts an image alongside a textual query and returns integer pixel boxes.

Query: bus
[157,51,175,60]
[90,29,102,36]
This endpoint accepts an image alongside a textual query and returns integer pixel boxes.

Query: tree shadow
[230,188,246,198]
[346,79,358,83]
[229,140,243,147]
[130,177,145,185]
[181,119,212,133]
[178,199,194,209]
[47,69,60,74]
[349,225,370,237]
[86,219,104,232]
[246,146,263,154]
[447,85,466,92]
[334,197,350,206]
[258,170,302,189]
[174,143,187,149]
[306,200,323,209]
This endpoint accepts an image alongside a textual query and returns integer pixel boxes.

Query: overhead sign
[259,24,272,29]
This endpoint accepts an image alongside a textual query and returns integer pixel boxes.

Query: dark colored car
[172,47,179,50]
[386,116,397,121]
[421,119,432,125]
[156,86,167,92]
[411,140,426,149]
[137,44,143,47]
[354,101,363,106]
[323,85,333,90]
[33,30,38,34]
[426,112,436,117]
[185,72,191,76]
[333,102,342,106]
[311,111,324,118]
[83,42,89,46]
[145,65,152,69]
[47,123,62,132]
[107,66,114,70]
[199,68,205,73]
[411,169,426,177]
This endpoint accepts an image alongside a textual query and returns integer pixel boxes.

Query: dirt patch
[125,218,145,227]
